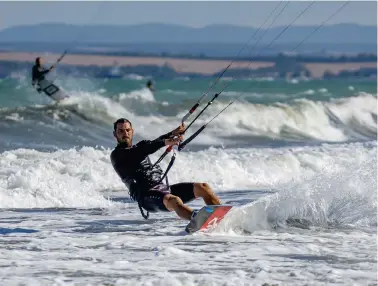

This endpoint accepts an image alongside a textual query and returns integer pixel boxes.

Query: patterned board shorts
[140,182,195,212]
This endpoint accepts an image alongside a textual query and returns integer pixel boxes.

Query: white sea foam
[0,141,375,210]
[0,141,376,286]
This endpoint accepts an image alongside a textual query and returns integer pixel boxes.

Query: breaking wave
[0,90,376,151]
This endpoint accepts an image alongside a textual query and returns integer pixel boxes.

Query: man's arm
[115,139,166,162]
[39,68,51,78]
[32,67,52,83]
[32,66,37,86]
[112,135,183,162]
[154,124,185,141]
[155,131,173,141]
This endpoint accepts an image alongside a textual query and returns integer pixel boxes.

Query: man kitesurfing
[146,80,155,92]
[110,118,222,221]
[31,57,55,93]
[30,52,69,102]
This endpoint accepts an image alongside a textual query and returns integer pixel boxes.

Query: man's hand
[164,135,183,146]
[172,123,185,136]
[49,65,55,71]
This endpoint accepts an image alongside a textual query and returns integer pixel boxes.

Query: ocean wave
[176,92,377,143]
[217,155,376,232]
[0,141,375,211]
[0,89,376,149]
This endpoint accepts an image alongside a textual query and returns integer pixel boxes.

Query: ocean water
[0,73,376,285]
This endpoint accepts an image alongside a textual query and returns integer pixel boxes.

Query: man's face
[114,122,134,145]
[38,58,43,66]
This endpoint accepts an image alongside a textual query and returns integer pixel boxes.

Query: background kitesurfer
[146,80,155,92]
[31,57,55,92]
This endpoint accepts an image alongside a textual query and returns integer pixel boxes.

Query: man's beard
[118,136,132,146]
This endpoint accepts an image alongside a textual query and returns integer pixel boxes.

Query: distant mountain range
[0,23,376,56]
[0,22,376,44]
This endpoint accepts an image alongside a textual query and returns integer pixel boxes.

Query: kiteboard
[37,79,69,102]
[185,205,233,234]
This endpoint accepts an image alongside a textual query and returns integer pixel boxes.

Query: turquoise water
[0,75,376,152]
[0,70,376,286]
[0,76,376,107]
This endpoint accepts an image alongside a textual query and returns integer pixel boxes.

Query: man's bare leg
[193,183,221,205]
[163,194,193,220]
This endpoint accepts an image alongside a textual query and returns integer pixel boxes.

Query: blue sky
[0,1,376,30]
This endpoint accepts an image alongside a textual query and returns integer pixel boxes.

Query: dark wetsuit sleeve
[114,139,166,161]
[32,66,50,85]
[32,66,38,85]
[155,131,173,141]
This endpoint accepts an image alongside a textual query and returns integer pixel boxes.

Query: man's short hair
[113,118,132,131]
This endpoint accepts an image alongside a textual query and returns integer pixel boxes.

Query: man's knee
[193,182,212,197]
[163,194,184,211]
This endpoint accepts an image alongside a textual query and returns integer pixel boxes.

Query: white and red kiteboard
[185,205,233,234]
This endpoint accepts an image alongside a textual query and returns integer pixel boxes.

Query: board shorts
[140,183,195,212]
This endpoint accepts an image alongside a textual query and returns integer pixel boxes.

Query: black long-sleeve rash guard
[32,65,50,86]
[110,131,173,201]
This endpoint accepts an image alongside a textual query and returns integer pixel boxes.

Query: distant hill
[0,22,376,44]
